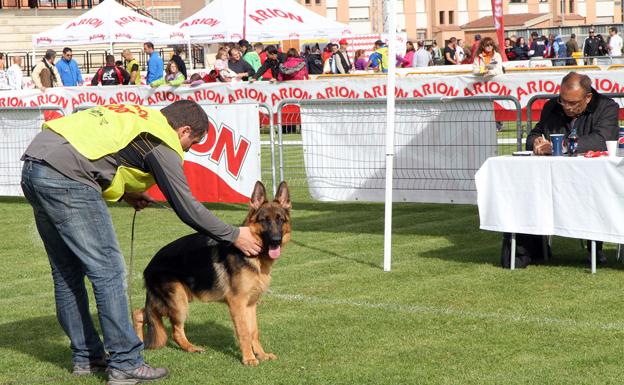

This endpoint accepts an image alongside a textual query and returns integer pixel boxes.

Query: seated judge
[526,71,619,264]
[527,72,618,156]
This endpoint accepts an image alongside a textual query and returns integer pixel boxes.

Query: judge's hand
[234,227,262,257]
[533,136,552,155]
[122,191,154,211]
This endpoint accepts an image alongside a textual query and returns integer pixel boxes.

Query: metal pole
[264,103,277,196]
[242,0,247,40]
[510,233,516,270]
[383,0,397,272]
[276,103,285,183]
[591,240,596,274]
[188,40,194,70]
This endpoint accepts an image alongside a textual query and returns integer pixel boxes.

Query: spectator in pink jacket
[401,41,415,67]
[278,48,309,81]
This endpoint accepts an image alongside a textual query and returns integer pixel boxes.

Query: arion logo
[190,117,251,179]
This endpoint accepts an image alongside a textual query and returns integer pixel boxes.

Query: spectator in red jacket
[278,48,308,81]
[470,34,481,63]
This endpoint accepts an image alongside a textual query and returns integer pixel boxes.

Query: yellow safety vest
[44,105,184,201]
[375,47,389,72]
[126,59,142,85]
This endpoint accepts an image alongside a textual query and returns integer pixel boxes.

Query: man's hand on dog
[122,192,155,211]
[235,227,262,257]
[532,136,552,155]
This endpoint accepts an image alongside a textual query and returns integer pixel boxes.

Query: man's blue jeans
[21,160,144,370]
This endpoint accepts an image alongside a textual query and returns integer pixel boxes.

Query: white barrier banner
[149,104,261,203]
[1,71,623,114]
[299,100,496,203]
[0,109,50,196]
[0,104,260,203]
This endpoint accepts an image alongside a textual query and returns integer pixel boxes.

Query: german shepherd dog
[133,181,291,366]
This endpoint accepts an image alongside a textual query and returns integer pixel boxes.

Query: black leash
[128,210,138,314]
[127,203,175,314]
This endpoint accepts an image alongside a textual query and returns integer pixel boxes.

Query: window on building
[349,6,370,21]
[315,0,321,4]
[417,29,426,41]
[326,7,337,20]
[305,0,310,4]
[569,0,574,13]
[439,11,444,25]
[510,0,527,3]
[449,10,454,24]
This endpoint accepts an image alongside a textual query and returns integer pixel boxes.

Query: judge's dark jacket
[526,88,619,153]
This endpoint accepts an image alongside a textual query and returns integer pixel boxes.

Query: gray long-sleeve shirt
[23,129,239,244]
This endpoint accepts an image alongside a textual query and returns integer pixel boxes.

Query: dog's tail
[141,291,168,349]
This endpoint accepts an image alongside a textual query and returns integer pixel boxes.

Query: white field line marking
[269,293,624,331]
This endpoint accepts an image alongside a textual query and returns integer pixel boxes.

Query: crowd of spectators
[4,25,622,92]
[437,27,622,68]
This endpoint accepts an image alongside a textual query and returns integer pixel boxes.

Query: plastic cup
[550,134,564,156]
[606,140,617,157]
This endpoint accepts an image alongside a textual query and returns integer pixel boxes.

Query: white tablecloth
[475,156,624,244]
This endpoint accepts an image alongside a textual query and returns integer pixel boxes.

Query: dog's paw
[242,357,260,366]
[257,352,277,361]
[185,345,205,353]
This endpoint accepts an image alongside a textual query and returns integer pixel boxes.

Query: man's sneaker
[73,358,108,375]
[107,363,168,385]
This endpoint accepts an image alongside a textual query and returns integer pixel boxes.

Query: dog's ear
[250,181,268,210]
[274,181,291,210]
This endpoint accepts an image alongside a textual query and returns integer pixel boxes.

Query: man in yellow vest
[367,39,389,73]
[122,49,141,85]
[20,100,261,385]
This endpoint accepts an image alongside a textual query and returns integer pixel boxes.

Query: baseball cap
[339,38,348,45]
[374,39,384,46]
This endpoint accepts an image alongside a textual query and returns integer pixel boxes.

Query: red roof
[461,13,548,30]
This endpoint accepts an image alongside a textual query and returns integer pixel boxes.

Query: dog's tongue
[268,245,281,259]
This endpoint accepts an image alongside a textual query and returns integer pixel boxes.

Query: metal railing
[528,55,617,67]
[0,106,66,196]
[274,96,522,203]
[3,46,205,77]
[506,64,601,72]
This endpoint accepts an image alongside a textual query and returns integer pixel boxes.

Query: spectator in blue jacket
[55,47,83,86]
[143,42,163,84]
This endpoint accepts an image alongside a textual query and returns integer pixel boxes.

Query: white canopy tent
[176,0,351,43]
[32,0,187,56]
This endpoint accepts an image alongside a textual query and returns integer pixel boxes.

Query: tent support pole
[188,40,194,70]
[31,48,36,74]
[242,0,247,40]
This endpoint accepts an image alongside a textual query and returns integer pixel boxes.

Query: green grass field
[0,113,619,385]
[2,182,624,385]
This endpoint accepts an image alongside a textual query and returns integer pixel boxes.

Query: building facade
[180,0,622,45]
[298,0,622,43]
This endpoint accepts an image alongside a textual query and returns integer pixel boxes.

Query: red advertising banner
[491,0,508,61]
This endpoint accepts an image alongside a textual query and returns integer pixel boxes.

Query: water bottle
[567,127,578,156]
[618,127,624,157]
